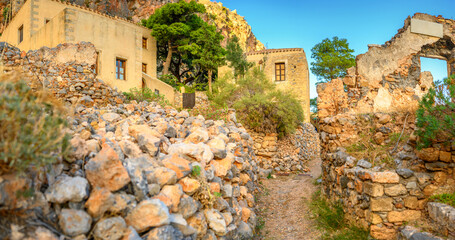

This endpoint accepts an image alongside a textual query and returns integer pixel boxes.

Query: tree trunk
[163,40,172,75]
[208,69,213,94]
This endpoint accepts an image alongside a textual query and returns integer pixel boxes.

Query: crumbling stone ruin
[318,13,455,119]
[0,42,125,106]
[318,13,455,239]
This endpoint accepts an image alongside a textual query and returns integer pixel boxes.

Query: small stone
[153,184,183,212]
[357,159,372,169]
[178,177,201,195]
[170,213,197,236]
[187,212,207,238]
[387,210,421,222]
[370,197,393,212]
[162,154,192,179]
[363,182,384,197]
[147,167,177,187]
[177,195,199,219]
[145,225,184,240]
[396,168,414,179]
[59,209,92,237]
[184,128,209,144]
[125,199,171,233]
[85,187,114,218]
[93,217,127,240]
[207,137,227,159]
[85,144,130,191]
[378,114,391,124]
[204,209,226,236]
[68,136,88,163]
[237,221,253,239]
[384,184,407,196]
[45,175,88,203]
[371,171,399,183]
[102,112,120,122]
[137,134,161,157]
[210,153,234,177]
[416,148,439,162]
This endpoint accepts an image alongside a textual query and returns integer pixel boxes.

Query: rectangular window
[142,37,147,49]
[275,62,285,81]
[155,89,160,95]
[116,58,126,80]
[18,25,23,44]
[142,63,147,73]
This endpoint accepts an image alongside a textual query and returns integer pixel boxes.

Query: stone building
[0,0,175,102]
[247,48,310,122]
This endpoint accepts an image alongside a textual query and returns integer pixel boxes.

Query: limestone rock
[45,175,88,203]
[178,177,201,195]
[145,225,184,240]
[204,209,227,236]
[162,154,192,179]
[148,167,177,187]
[59,209,92,237]
[85,144,130,191]
[85,187,114,218]
[125,199,171,233]
[93,217,127,240]
[153,184,183,212]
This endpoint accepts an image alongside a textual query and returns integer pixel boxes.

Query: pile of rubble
[0,42,125,106]
[1,100,259,239]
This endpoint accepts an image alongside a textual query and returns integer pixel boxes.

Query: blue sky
[220,0,455,98]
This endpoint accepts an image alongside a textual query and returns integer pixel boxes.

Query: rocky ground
[255,156,322,239]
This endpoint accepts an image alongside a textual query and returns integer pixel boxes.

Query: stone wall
[318,13,455,119]
[249,123,320,173]
[319,112,455,239]
[0,42,125,106]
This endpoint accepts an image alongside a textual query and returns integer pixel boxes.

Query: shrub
[416,75,455,149]
[123,87,170,106]
[189,103,228,122]
[210,67,304,136]
[0,74,70,174]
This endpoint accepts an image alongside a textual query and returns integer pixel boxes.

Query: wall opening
[420,57,448,82]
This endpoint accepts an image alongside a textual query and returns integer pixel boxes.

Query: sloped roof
[245,48,303,56]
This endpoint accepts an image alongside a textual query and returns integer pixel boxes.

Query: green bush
[416,75,455,149]
[210,67,303,136]
[0,75,70,174]
[123,87,170,106]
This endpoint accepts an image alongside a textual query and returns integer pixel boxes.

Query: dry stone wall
[250,123,320,173]
[0,42,125,106]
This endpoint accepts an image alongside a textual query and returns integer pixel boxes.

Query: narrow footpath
[255,157,322,240]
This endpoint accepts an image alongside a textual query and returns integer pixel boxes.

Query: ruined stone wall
[320,112,455,239]
[318,13,455,239]
[249,123,320,173]
[0,42,125,106]
[318,13,455,119]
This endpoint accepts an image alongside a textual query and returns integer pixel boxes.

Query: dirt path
[255,157,322,240]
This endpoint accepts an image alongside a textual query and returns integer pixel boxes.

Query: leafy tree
[310,97,318,113]
[142,0,206,76]
[310,37,355,84]
[184,23,226,94]
[416,75,455,149]
[225,35,252,80]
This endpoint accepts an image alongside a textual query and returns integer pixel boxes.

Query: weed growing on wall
[0,74,70,174]
[416,75,455,149]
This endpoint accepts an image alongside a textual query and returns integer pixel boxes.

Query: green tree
[225,35,252,80]
[310,97,318,113]
[310,36,355,84]
[416,75,455,149]
[142,0,206,76]
[184,23,226,94]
